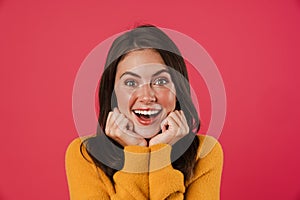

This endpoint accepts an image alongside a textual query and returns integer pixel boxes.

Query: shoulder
[65,136,94,165]
[196,134,223,161]
[184,135,223,186]
[66,137,84,157]
[66,137,83,151]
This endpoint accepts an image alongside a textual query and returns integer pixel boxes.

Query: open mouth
[132,109,161,125]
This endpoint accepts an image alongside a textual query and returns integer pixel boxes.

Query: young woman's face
[114,49,176,138]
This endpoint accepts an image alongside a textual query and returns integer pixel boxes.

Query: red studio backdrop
[1,0,300,199]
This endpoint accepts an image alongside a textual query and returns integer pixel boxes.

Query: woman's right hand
[105,108,147,147]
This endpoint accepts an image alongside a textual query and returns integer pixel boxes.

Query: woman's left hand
[149,110,189,146]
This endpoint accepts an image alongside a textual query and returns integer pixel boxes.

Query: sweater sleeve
[184,135,224,200]
[149,144,185,200]
[112,145,150,200]
[65,137,150,200]
[148,135,223,200]
[65,138,111,200]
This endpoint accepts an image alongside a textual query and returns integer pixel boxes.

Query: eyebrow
[152,69,170,77]
[120,69,170,79]
[120,71,141,79]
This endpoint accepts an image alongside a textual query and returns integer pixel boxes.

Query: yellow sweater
[65,135,223,200]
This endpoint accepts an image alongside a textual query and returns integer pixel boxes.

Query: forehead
[116,49,167,77]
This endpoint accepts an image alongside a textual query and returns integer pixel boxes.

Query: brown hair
[81,24,200,181]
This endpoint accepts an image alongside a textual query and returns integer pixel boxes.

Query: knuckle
[119,123,126,130]
[106,131,112,136]
[115,131,121,137]
[168,112,175,118]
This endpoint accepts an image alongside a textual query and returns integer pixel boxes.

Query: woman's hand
[105,108,147,147]
[149,110,189,146]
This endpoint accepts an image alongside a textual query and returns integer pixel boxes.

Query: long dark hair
[81,24,200,181]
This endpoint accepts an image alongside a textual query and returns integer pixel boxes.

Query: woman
[66,25,223,200]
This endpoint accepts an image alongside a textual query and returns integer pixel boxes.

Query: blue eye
[124,80,138,87]
[153,78,169,86]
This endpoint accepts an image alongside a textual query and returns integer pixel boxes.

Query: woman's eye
[153,78,169,86]
[124,80,138,87]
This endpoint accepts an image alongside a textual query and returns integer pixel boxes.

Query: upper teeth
[134,110,159,115]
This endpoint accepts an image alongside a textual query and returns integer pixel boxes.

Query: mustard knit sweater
[65,135,223,200]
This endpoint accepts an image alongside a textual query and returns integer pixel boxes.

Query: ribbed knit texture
[65,135,223,200]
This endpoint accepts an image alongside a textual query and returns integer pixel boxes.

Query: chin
[134,125,160,139]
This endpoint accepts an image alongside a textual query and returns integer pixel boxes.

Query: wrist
[149,143,172,172]
[122,146,150,173]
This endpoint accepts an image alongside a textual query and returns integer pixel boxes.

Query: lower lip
[133,111,160,126]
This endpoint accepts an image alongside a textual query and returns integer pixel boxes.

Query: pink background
[1,0,300,199]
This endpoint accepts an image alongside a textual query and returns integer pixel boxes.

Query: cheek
[115,87,134,114]
[156,89,176,112]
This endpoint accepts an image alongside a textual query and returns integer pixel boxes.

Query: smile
[132,109,162,125]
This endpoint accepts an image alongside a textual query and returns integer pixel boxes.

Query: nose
[137,83,156,103]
